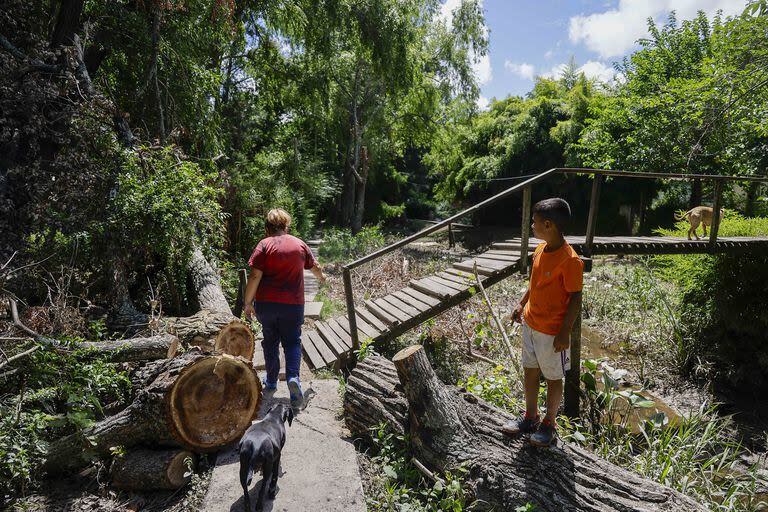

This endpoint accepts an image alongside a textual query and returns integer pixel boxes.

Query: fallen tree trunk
[111,449,196,490]
[43,349,261,474]
[188,246,232,315]
[109,248,235,339]
[86,334,179,362]
[345,349,706,512]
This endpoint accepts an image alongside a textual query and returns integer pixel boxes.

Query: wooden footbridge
[299,167,768,411]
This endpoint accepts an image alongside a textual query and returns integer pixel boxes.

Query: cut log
[86,334,179,362]
[111,449,196,490]
[343,356,408,438]
[345,348,706,512]
[214,320,255,361]
[43,349,261,474]
[188,247,232,315]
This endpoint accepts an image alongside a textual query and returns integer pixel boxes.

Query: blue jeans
[254,301,304,385]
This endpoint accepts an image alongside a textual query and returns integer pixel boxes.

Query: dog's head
[266,403,294,427]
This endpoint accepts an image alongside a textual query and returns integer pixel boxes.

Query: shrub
[653,213,768,389]
[318,226,387,262]
[0,342,131,503]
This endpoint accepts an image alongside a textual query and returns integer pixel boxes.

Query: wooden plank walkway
[301,235,768,369]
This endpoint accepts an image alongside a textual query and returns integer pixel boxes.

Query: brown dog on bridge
[675,206,724,240]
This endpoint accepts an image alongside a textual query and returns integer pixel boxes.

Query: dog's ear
[283,405,294,426]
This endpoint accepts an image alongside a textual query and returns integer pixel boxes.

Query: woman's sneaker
[262,379,277,392]
[501,414,540,436]
[530,421,556,447]
[287,377,303,408]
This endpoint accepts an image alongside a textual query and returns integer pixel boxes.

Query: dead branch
[0,344,40,371]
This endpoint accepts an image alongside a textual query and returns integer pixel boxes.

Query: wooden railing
[341,167,768,415]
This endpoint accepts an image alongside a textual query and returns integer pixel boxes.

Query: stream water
[579,324,681,432]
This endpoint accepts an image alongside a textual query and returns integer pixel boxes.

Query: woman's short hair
[265,208,292,233]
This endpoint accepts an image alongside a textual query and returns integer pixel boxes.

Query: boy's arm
[553,291,582,352]
[511,288,530,323]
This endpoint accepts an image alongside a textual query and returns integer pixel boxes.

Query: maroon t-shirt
[248,234,317,305]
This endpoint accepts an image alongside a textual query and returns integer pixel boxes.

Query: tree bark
[352,146,369,234]
[86,334,179,362]
[689,178,702,209]
[187,247,232,315]
[111,449,196,490]
[345,349,706,512]
[343,355,408,437]
[43,349,261,474]
[51,0,85,47]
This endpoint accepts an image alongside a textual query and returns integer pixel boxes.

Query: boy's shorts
[521,320,570,380]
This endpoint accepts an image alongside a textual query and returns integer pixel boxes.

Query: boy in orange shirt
[502,198,583,446]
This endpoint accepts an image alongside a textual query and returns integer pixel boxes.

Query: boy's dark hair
[533,198,571,234]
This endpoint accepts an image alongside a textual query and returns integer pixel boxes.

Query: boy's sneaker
[530,421,556,447]
[501,413,540,436]
[287,377,303,408]
[262,379,277,392]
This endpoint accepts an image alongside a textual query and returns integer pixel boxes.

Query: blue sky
[440,0,749,107]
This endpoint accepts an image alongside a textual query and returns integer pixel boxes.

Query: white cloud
[569,0,746,58]
[504,61,535,80]
[474,53,493,85]
[477,95,490,110]
[541,60,618,83]
[440,0,492,85]
[578,60,617,83]
[544,50,554,59]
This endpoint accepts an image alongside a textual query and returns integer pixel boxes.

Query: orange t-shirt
[523,241,583,335]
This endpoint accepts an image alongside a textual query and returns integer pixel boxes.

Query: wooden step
[374,298,411,323]
[452,261,496,276]
[315,321,348,356]
[427,275,467,292]
[436,271,473,287]
[307,330,336,367]
[357,308,388,332]
[301,332,326,369]
[381,295,421,318]
[409,278,454,299]
[365,300,401,325]
[400,287,441,307]
[392,290,432,312]
[327,318,354,350]
[336,316,368,346]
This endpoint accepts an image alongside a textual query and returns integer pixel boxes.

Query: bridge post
[709,179,724,250]
[343,266,360,351]
[520,185,532,274]
[448,222,455,248]
[564,300,582,418]
[585,174,603,256]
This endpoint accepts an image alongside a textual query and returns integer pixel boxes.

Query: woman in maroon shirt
[244,209,325,407]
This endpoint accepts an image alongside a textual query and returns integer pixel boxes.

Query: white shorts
[521,320,570,380]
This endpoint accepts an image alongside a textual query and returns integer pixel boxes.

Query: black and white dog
[239,403,294,512]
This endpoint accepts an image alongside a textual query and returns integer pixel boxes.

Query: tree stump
[345,347,706,512]
[43,349,261,474]
[110,449,196,490]
[214,320,255,361]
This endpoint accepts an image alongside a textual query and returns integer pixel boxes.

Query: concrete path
[200,378,365,512]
